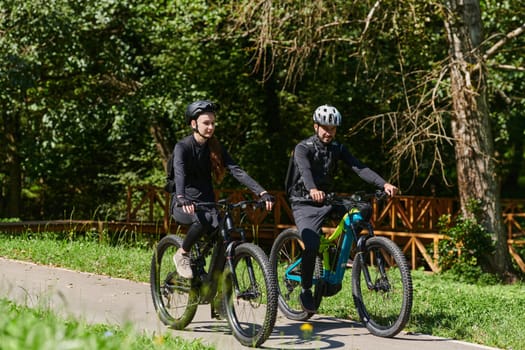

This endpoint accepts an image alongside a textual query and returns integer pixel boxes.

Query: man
[288,104,397,313]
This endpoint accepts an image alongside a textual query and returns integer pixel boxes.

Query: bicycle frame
[151,197,278,347]
[273,191,412,337]
[283,203,376,291]
[189,201,257,306]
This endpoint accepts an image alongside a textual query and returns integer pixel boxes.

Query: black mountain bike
[270,190,413,337]
[150,198,278,347]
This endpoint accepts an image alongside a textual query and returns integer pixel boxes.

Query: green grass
[0,231,213,350]
[0,298,213,350]
[0,231,151,281]
[1,231,524,350]
[320,270,525,350]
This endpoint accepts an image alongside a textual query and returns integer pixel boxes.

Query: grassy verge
[0,231,524,350]
[0,298,213,350]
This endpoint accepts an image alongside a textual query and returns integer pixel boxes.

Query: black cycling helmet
[184,100,218,125]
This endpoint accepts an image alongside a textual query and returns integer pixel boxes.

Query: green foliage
[0,298,212,350]
[481,0,525,198]
[0,218,20,222]
[1,0,524,221]
[436,200,496,283]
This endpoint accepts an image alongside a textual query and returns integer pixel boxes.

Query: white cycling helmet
[313,105,342,126]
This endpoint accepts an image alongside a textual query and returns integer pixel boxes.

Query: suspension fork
[355,224,382,290]
[222,212,255,297]
[225,240,258,299]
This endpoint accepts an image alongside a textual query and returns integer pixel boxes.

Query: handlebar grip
[375,190,389,201]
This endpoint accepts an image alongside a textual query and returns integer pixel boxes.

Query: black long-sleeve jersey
[173,135,265,202]
[291,135,386,196]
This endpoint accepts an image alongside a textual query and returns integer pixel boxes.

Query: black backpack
[284,150,298,197]
[164,152,176,193]
[284,140,342,197]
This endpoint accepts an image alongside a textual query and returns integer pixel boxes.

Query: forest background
[1,1,524,274]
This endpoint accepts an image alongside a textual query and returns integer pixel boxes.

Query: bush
[436,200,496,283]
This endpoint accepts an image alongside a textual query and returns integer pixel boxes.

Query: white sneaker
[173,248,193,279]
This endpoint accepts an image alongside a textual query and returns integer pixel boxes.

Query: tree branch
[490,64,525,72]
[483,23,525,60]
[361,0,382,39]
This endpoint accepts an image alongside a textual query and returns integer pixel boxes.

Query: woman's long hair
[208,136,226,183]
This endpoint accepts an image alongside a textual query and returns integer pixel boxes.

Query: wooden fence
[1,185,523,273]
[125,186,525,273]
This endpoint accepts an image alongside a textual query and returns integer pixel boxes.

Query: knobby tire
[351,236,413,337]
[222,242,278,347]
[150,235,198,329]
[269,228,312,321]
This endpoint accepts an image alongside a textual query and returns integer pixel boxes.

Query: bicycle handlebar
[292,189,388,206]
[180,199,266,211]
[331,189,388,202]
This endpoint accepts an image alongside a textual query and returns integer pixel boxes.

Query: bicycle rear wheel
[150,235,199,329]
[222,242,278,347]
[351,236,413,337]
[269,228,312,321]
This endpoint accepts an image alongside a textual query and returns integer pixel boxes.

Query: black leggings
[171,203,219,252]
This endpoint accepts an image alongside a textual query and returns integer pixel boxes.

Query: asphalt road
[0,257,500,350]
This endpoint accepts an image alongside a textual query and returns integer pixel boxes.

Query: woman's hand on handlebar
[259,192,275,211]
[176,195,195,214]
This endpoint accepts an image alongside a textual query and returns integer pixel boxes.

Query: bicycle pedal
[211,305,225,320]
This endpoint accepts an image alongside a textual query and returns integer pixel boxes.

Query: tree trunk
[149,121,172,171]
[3,111,22,218]
[444,0,513,277]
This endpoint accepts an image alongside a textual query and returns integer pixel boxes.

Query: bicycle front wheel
[222,242,278,347]
[269,228,312,321]
[150,235,199,329]
[351,236,413,337]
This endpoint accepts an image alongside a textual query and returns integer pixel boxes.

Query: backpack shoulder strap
[284,149,296,196]
[164,152,176,193]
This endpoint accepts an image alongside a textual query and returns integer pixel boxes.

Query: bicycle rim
[351,236,413,337]
[150,235,199,329]
[223,243,278,347]
[269,228,311,321]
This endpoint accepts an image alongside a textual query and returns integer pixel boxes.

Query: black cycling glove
[176,196,193,207]
[260,192,275,203]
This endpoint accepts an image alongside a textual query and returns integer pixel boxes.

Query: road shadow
[265,315,364,349]
[180,314,368,350]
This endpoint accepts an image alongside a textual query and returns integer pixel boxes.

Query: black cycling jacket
[291,135,386,197]
[173,135,266,202]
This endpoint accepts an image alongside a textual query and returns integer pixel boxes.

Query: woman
[170,100,274,279]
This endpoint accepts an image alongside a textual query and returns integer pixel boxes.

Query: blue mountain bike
[269,190,413,337]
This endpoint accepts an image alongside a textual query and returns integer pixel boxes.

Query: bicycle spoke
[352,236,413,337]
[150,235,198,329]
[270,228,311,321]
[224,243,277,347]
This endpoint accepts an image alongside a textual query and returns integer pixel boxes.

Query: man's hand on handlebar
[383,183,398,197]
[309,188,325,203]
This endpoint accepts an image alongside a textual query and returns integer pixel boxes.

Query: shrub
[436,200,496,283]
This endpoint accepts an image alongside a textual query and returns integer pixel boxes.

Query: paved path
[0,257,500,350]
